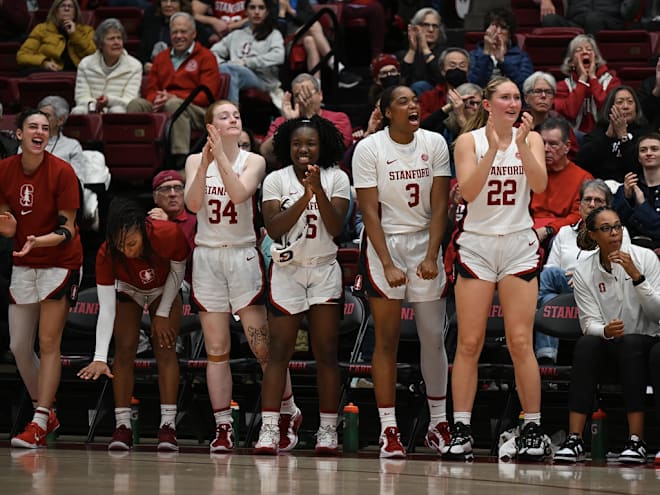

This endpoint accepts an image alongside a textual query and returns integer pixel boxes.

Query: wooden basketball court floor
[2,443,659,495]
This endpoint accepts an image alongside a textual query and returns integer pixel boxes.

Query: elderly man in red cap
[149,170,196,251]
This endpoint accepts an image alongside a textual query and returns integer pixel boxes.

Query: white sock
[261,411,280,427]
[427,396,447,427]
[523,412,541,427]
[280,394,297,416]
[453,412,471,426]
[33,407,49,430]
[213,407,232,426]
[115,407,131,429]
[378,407,397,434]
[319,412,337,429]
[160,404,177,428]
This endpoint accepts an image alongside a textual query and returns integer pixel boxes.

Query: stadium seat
[17,72,77,109]
[64,113,103,151]
[596,30,653,72]
[530,26,584,36]
[94,6,143,40]
[618,66,656,90]
[0,42,21,76]
[511,0,565,32]
[521,33,575,73]
[0,77,20,113]
[101,112,168,182]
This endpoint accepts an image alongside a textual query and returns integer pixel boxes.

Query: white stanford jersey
[262,165,350,264]
[463,126,533,235]
[195,149,257,248]
[352,127,451,235]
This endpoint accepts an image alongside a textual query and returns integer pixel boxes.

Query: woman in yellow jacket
[17,0,95,74]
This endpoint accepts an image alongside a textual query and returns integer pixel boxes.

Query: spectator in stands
[532,116,593,248]
[613,132,660,249]
[72,18,142,115]
[0,0,30,42]
[468,8,533,92]
[255,116,349,455]
[400,7,446,96]
[538,0,643,34]
[367,53,402,107]
[1,109,83,448]
[78,198,190,452]
[17,0,96,74]
[276,0,362,89]
[211,0,285,108]
[419,47,471,122]
[637,56,660,131]
[192,0,247,44]
[239,127,258,153]
[139,0,211,74]
[554,34,621,136]
[576,85,649,183]
[127,12,220,170]
[353,85,452,458]
[535,179,627,364]
[523,71,581,160]
[259,73,353,168]
[421,82,482,175]
[554,206,660,465]
[20,96,87,177]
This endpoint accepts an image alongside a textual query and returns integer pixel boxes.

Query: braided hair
[272,115,345,169]
[104,197,154,267]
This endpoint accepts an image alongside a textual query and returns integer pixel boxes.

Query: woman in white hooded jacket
[72,18,142,114]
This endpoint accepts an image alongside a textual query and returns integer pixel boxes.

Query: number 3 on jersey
[487,179,516,205]
[208,199,238,224]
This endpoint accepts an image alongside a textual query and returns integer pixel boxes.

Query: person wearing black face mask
[368,53,403,107]
[419,47,471,122]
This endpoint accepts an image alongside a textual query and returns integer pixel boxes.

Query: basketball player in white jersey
[353,85,452,458]
[184,100,298,453]
[255,116,350,455]
[445,76,550,461]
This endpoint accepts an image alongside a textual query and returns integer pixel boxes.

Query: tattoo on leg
[247,325,269,350]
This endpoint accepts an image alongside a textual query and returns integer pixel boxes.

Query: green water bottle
[343,403,359,453]
[590,408,608,461]
[130,397,140,445]
[231,400,240,445]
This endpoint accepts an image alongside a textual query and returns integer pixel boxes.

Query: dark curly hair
[104,197,155,267]
[577,206,617,251]
[15,108,49,131]
[272,116,345,169]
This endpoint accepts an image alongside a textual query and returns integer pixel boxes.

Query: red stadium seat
[17,72,77,109]
[0,42,21,76]
[64,114,103,150]
[94,6,143,40]
[596,30,653,72]
[0,114,17,133]
[511,0,564,32]
[101,112,168,182]
[0,77,20,113]
[521,33,574,73]
[617,66,656,90]
[530,27,584,36]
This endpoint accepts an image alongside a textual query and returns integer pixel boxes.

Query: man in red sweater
[532,116,593,245]
[127,12,221,170]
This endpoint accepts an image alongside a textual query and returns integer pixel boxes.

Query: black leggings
[568,334,660,414]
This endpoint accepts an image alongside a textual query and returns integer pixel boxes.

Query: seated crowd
[2,0,660,467]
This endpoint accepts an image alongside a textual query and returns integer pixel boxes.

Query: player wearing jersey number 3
[352,85,452,459]
[446,76,550,461]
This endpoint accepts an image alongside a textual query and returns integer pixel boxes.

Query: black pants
[568,334,660,415]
